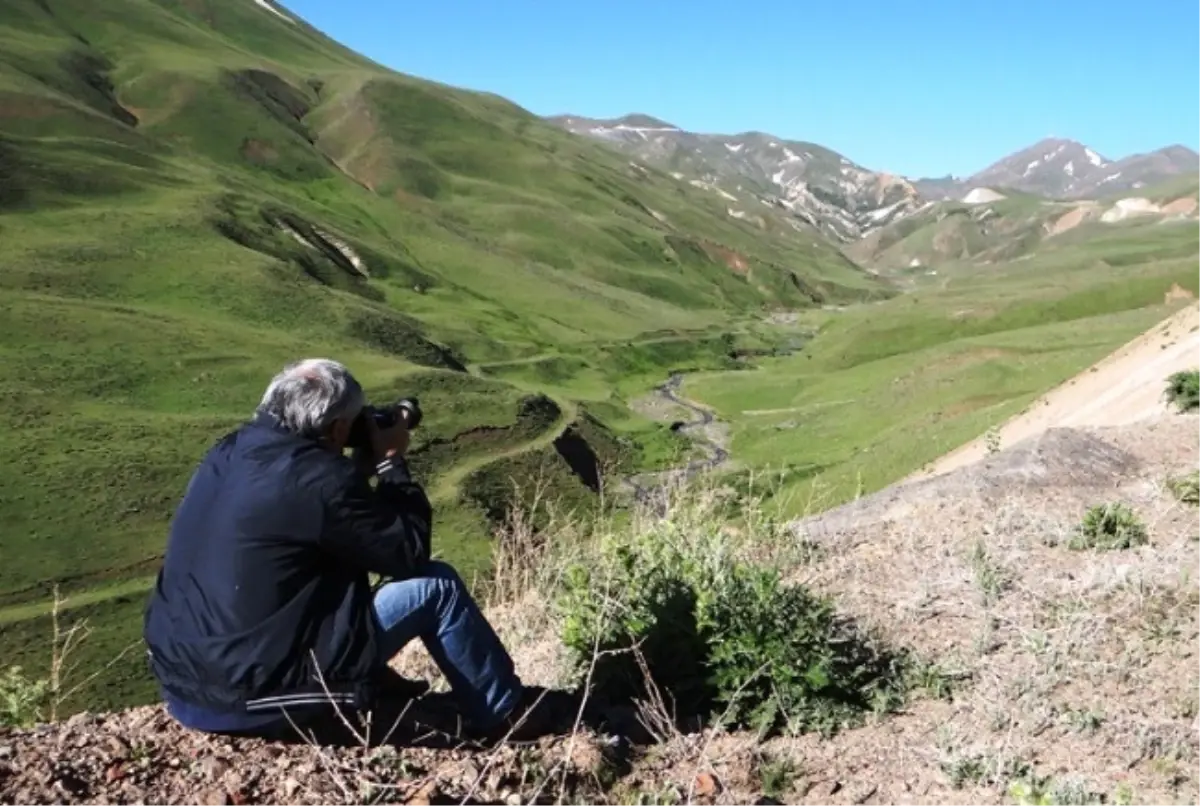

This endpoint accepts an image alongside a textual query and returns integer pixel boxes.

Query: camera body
[347,397,422,452]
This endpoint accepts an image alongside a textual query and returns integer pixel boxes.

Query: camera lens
[397,398,422,429]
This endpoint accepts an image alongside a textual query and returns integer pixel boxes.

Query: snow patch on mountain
[252,0,295,23]
[614,124,678,133]
[544,114,1150,241]
[963,187,1006,204]
[865,200,907,222]
[689,179,738,202]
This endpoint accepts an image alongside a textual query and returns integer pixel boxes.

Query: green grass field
[0,0,1197,715]
[684,220,1199,511]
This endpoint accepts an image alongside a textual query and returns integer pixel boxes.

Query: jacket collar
[250,409,293,435]
[250,410,339,453]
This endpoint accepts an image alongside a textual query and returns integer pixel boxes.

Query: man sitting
[143,358,561,743]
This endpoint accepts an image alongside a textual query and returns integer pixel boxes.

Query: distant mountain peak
[613,113,678,129]
[915,138,1192,202]
[546,115,920,241]
[548,113,679,132]
[1154,144,1199,160]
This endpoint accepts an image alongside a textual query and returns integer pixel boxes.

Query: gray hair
[257,358,365,437]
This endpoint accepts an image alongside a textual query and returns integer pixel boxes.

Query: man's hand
[368,413,410,461]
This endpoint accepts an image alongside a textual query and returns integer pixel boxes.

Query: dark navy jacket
[142,410,432,727]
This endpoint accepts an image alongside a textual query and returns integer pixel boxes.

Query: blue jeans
[373,561,523,730]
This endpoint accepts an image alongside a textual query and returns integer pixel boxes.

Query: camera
[347,397,422,452]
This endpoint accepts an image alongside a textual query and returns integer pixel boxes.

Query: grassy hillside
[685,221,1199,512]
[0,0,895,710]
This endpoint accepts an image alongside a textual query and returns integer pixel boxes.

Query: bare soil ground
[779,414,1199,805]
[917,302,1199,480]
[1047,204,1097,236]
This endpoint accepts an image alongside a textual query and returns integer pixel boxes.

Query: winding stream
[623,372,731,503]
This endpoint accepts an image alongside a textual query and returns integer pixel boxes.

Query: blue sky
[281,0,1199,178]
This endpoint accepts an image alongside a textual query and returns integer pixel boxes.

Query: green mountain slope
[0,0,897,708]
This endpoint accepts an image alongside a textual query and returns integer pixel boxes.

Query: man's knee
[422,560,465,587]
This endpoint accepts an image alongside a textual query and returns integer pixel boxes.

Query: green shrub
[1,665,49,728]
[697,566,907,733]
[557,496,909,737]
[1068,503,1148,551]
[1164,369,1199,413]
[755,754,797,800]
[1167,470,1199,505]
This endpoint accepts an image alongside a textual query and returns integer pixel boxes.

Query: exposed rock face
[792,427,1143,538]
[547,115,922,241]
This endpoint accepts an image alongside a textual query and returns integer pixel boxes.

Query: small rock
[199,757,230,782]
[849,783,878,804]
[282,777,301,799]
[460,760,481,783]
[0,745,11,759]
[105,736,129,757]
[199,787,232,806]
[505,794,522,806]
[105,762,127,783]
[221,771,245,797]
[406,781,439,806]
[66,712,91,729]
[694,771,721,797]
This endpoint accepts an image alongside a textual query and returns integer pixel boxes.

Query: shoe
[373,668,431,700]
[472,686,578,744]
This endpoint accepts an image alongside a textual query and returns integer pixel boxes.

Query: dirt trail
[918,302,1199,479]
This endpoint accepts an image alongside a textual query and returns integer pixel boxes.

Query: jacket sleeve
[319,454,433,578]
